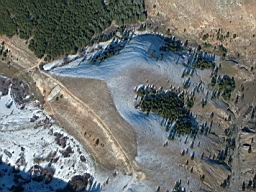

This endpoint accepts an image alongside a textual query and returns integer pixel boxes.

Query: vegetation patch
[192,51,216,70]
[194,57,215,70]
[0,0,146,60]
[218,44,228,57]
[0,42,9,60]
[160,36,183,52]
[217,75,236,100]
[88,30,131,64]
[211,74,236,100]
[134,84,197,135]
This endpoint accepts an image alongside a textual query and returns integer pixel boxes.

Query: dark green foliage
[135,86,195,134]
[139,91,187,121]
[226,31,230,38]
[211,75,217,86]
[242,181,246,191]
[218,44,228,57]
[217,75,236,100]
[0,42,9,60]
[248,145,252,153]
[0,0,146,59]
[203,42,213,48]
[160,37,183,52]
[88,30,132,63]
[194,58,214,70]
[193,51,216,70]
[202,33,209,41]
[186,96,195,108]
[0,43,5,56]
[176,115,194,134]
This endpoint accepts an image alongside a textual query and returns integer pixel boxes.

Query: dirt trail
[39,70,135,173]
[229,124,241,192]
[0,35,136,174]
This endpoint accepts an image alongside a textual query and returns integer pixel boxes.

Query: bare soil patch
[53,76,137,162]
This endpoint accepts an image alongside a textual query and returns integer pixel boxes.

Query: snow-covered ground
[0,83,95,191]
[46,34,221,191]
[0,88,19,117]
[48,34,212,140]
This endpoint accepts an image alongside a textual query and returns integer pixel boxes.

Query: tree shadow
[0,161,101,192]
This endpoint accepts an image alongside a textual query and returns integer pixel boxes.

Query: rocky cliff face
[145,0,256,68]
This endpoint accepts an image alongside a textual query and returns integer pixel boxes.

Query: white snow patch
[44,33,220,191]
[0,95,95,191]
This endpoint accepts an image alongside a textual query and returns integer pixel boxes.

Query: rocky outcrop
[64,173,94,192]
[29,164,55,183]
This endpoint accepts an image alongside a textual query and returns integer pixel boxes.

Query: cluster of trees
[0,0,146,60]
[192,50,216,70]
[200,29,230,57]
[217,75,236,100]
[89,30,132,63]
[217,44,228,57]
[186,95,195,108]
[242,174,256,190]
[211,69,236,100]
[202,29,231,42]
[194,57,215,70]
[139,91,187,121]
[0,42,4,55]
[135,85,195,134]
[160,36,183,52]
[0,41,9,61]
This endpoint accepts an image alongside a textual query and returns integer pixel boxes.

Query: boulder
[64,173,94,192]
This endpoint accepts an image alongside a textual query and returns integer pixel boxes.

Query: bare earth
[145,0,256,69]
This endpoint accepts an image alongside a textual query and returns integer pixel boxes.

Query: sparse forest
[0,0,146,60]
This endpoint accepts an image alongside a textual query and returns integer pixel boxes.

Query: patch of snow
[43,59,63,71]
[0,92,95,191]
[47,85,61,102]
[46,34,222,191]
[0,87,19,117]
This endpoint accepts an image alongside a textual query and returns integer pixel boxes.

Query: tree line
[0,0,146,60]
